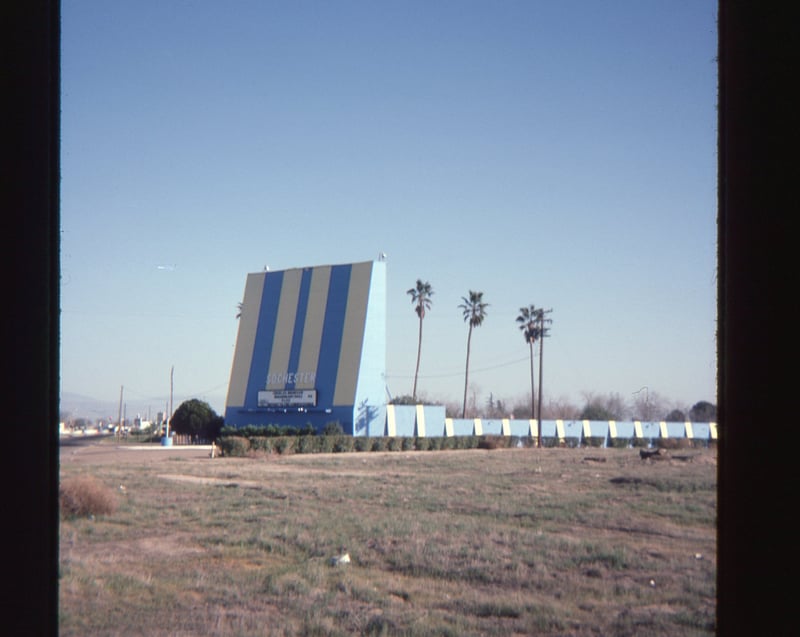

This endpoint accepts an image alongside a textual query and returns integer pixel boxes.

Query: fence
[170,434,212,446]
[383,406,717,447]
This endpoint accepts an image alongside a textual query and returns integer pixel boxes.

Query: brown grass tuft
[60,474,117,518]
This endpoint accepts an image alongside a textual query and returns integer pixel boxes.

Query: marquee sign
[258,389,317,408]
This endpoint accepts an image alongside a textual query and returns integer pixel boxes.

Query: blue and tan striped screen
[226,262,374,410]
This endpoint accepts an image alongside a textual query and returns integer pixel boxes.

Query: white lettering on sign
[258,389,317,407]
[265,371,316,386]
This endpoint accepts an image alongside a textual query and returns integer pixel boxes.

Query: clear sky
[60,1,718,419]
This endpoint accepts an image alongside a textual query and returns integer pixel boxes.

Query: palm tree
[516,305,540,421]
[459,290,489,418]
[407,280,433,402]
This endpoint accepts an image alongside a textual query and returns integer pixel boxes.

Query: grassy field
[59,445,716,636]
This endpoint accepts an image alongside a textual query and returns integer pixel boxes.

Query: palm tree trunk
[412,315,423,401]
[462,324,473,418]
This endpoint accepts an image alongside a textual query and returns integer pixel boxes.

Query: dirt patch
[157,473,266,489]
[60,441,213,465]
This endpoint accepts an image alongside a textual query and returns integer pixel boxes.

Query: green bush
[371,437,389,452]
[323,421,344,436]
[273,436,296,455]
[426,437,442,450]
[415,437,431,451]
[333,436,355,453]
[585,436,607,448]
[610,438,632,449]
[218,436,250,457]
[387,437,403,451]
[440,436,457,450]
[248,436,275,453]
[401,437,416,451]
[477,437,498,450]
[319,435,337,453]
[298,435,322,454]
[219,424,316,438]
[353,437,371,452]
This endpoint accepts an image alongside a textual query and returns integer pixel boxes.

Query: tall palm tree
[516,305,540,421]
[459,290,489,418]
[407,280,433,402]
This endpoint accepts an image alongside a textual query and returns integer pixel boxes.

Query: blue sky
[60,1,718,419]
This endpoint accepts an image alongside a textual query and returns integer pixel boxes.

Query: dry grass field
[59,442,716,636]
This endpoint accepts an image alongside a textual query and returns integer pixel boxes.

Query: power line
[386,356,530,380]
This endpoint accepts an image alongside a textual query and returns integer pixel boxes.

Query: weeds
[60,447,716,636]
[60,474,117,518]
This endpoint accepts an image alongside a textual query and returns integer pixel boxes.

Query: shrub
[273,436,296,455]
[319,435,337,453]
[464,436,480,449]
[401,437,416,451]
[60,475,117,518]
[323,421,344,436]
[657,438,691,450]
[297,435,321,454]
[440,436,457,450]
[218,436,250,457]
[249,436,275,453]
[371,437,389,452]
[415,437,431,451]
[585,436,607,448]
[387,437,403,452]
[353,437,371,452]
[477,437,498,450]
[426,437,442,450]
[333,436,355,453]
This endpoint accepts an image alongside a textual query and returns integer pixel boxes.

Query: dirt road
[60,438,213,465]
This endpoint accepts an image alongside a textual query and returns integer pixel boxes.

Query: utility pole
[536,309,553,445]
[165,365,174,438]
[117,385,123,438]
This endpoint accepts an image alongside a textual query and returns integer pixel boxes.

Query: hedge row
[216,433,711,457]
[217,434,540,457]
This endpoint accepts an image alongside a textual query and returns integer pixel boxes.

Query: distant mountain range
[60,392,166,422]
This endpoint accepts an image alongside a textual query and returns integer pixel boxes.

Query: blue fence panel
[450,419,475,436]
[664,422,685,439]
[561,420,583,441]
[612,421,635,439]
[392,406,416,437]
[690,422,711,440]
[638,421,661,439]
[586,421,610,444]
[422,406,447,437]
[481,419,504,435]
[509,420,532,437]
[539,420,558,438]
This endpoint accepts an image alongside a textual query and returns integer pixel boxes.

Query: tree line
[405,279,714,427]
[408,279,554,443]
